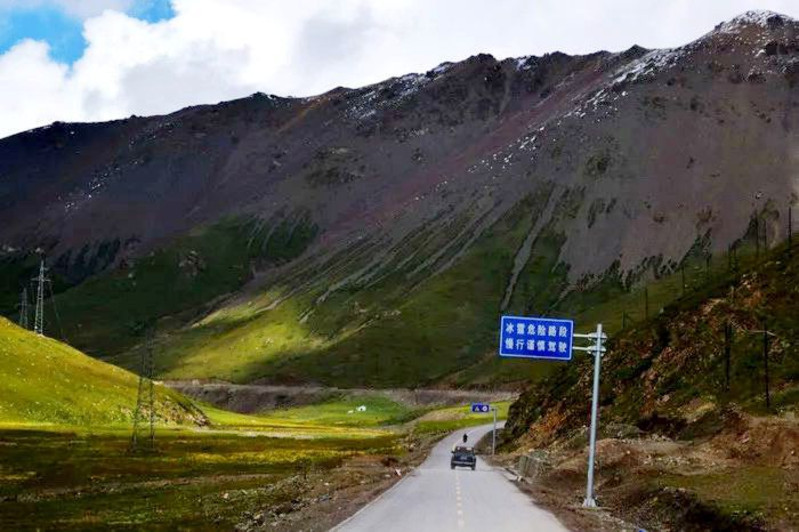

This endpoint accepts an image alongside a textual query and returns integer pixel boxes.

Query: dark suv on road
[450,446,476,470]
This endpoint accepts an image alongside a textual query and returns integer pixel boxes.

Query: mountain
[0,317,203,426]
[1,11,798,387]
[502,238,799,531]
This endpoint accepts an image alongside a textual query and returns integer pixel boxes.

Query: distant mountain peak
[716,10,794,34]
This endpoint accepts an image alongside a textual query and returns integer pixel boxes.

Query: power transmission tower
[32,259,48,336]
[130,331,156,452]
[19,288,30,329]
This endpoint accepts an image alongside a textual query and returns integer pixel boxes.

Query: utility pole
[32,259,48,336]
[744,325,776,410]
[727,245,732,273]
[681,264,686,297]
[491,406,497,455]
[19,288,30,329]
[755,216,760,259]
[763,321,770,410]
[724,322,732,392]
[148,342,155,448]
[130,331,156,452]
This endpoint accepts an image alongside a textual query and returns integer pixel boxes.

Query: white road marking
[334,423,571,532]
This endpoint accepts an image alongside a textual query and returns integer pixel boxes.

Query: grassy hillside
[113,213,761,390]
[502,241,799,530]
[109,192,571,387]
[4,194,771,392]
[0,317,408,531]
[507,240,799,444]
[0,317,202,427]
[0,215,318,363]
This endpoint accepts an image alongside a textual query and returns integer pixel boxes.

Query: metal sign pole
[583,323,603,508]
[492,407,497,455]
[499,315,605,505]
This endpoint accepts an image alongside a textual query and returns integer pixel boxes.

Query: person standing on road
[462,433,468,444]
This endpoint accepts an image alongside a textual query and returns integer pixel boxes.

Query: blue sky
[0,0,174,63]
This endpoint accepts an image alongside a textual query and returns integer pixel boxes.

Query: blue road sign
[499,315,574,361]
[470,403,491,413]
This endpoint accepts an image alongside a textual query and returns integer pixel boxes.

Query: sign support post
[470,402,497,454]
[492,406,497,455]
[499,315,605,507]
[583,323,603,508]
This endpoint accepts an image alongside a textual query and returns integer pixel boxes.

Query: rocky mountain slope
[502,237,799,530]
[2,11,799,387]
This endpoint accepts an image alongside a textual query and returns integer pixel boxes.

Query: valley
[1,7,798,531]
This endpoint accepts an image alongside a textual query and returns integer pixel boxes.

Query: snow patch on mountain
[613,47,685,84]
[345,63,453,121]
[716,10,795,35]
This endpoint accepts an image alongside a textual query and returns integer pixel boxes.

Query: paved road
[333,423,570,532]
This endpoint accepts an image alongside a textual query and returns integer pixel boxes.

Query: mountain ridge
[2,10,799,387]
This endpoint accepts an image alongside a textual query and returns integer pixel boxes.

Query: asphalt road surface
[333,423,570,532]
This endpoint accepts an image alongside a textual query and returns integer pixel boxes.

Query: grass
[254,395,420,428]
[112,293,325,382]
[5,183,780,393]
[506,238,799,447]
[0,317,199,427]
[658,466,798,524]
[0,426,399,531]
[414,401,510,434]
[0,299,511,531]
[38,215,317,360]
[200,403,400,437]
[95,195,542,386]
[148,191,562,387]
[0,319,405,530]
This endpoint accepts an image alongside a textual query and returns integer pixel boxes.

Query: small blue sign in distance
[499,315,574,361]
[470,403,491,413]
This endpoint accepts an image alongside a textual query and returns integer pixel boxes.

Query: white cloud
[2,0,799,139]
[0,40,81,135]
[0,0,134,19]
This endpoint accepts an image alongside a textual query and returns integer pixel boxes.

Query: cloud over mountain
[2,0,799,139]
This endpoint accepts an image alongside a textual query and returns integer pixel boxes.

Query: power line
[46,280,66,341]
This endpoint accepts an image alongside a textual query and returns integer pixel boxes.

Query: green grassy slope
[0,317,201,427]
[2,184,773,391]
[503,240,799,532]
[2,215,317,361]
[108,193,766,389]
[110,191,566,387]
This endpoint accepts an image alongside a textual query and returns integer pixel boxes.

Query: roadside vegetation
[0,427,399,532]
[413,401,510,434]
[503,239,799,531]
[0,318,503,530]
[0,317,200,427]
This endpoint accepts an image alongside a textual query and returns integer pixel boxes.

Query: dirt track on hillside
[164,381,515,413]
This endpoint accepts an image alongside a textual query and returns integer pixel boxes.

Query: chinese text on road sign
[498,316,574,361]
